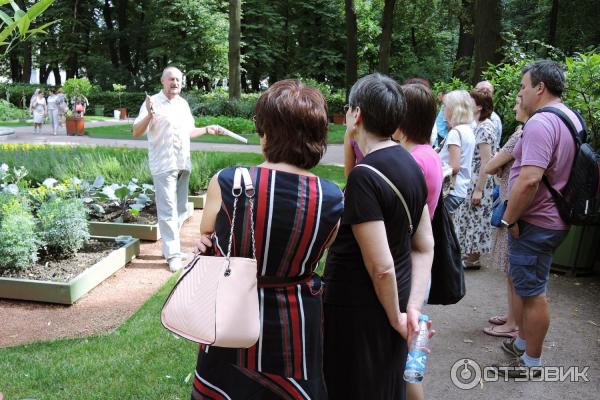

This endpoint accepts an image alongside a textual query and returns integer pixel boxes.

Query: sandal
[463,259,481,270]
[488,315,507,325]
[483,325,519,338]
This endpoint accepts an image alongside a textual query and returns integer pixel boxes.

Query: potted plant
[113,83,127,120]
[63,78,92,135]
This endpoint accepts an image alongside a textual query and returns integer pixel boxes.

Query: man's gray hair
[162,66,182,79]
[522,60,565,97]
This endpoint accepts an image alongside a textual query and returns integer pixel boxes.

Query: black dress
[323,145,427,400]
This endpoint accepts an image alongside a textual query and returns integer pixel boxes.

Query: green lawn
[85,121,346,145]
[0,115,115,127]
[0,120,32,126]
[0,154,344,399]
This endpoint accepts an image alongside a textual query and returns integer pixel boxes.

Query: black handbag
[427,192,465,305]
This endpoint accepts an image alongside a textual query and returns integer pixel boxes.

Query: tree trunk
[117,0,133,74]
[53,66,62,85]
[22,42,32,83]
[39,64,51,84]
[548,0,559,47]
[9,52,22,82]
[345,0,358,100]
[453,0,474,80]
[228,0,242,100]
[103,0,120,68]
[472,0,502,84]
[378,0,397,74]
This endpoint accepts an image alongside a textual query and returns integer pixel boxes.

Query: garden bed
[188,191,207,209]
[0,236,140,304]
[88,202,194,241]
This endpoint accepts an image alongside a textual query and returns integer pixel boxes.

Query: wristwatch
[500,219,515,229]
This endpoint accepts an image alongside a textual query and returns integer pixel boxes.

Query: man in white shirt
[133,66,222,272]
[475,80,503,149]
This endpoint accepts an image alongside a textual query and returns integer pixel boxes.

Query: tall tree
[453,0,474,81]
[378,0,397,74]
[228,0,241,100]
[472,0,502,83]
[345,0,358,97]
[547,0,559,46]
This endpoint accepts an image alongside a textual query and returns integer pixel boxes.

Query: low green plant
[195,115,255,135]
[37,198,89,257]
[63,78,92,109]
[112,83,127,109]
[0,195,39,269]
[0,99,29,121]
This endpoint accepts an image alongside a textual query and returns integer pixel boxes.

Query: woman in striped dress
[193,80,344,399]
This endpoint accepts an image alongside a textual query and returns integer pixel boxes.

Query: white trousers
[48,108,59,133]
[152,169,190,261]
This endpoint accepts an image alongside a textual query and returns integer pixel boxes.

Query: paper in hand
[220,127,248,143]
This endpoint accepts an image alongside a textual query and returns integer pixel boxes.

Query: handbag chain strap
[225,168,256,276]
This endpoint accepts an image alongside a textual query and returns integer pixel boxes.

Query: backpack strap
[527,106,584,201]
[355,164,413,234]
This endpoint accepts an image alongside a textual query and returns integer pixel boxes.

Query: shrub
[195,116,255,135]
[0,99,29,121]
[0,196,39,269]
[37,198,90,257]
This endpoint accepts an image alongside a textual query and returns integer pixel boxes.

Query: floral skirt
[455,178,494,255]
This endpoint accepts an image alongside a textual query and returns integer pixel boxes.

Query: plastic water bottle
[403,314,430,383]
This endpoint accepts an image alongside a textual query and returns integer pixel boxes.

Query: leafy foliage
[0,99,28,120]
[0,194,39,269]
[0,0,56,54]
[37,197,89,257]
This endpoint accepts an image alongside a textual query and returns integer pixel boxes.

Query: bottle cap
[419,314,429,322]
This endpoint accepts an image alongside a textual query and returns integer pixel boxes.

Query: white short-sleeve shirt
[439,123,476,198]
[134,91,195,176]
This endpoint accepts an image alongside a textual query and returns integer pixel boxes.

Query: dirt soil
[0,209,202,348]
[89,203,158,225]
[0,240,119,282]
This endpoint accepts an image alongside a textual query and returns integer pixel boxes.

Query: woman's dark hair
[254,79,328,169]
[399,83,437,144]
[470,89,493,122]
[403,77,431,88]
[348,73,406,138]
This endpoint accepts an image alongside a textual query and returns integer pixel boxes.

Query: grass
[0,275,199,399]
[0,115,114,127]
[0,144,345,193]
[0,120,32,126]
[84,119,346,145]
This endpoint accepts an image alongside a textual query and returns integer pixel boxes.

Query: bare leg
[491,275,519,333]
[522,294,549,358]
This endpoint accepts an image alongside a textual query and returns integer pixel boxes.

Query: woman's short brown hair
[470,89,493,122]
[255,80,328,169]
[398,83,437,145]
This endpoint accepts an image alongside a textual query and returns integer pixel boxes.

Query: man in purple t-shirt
[492,61,580,378]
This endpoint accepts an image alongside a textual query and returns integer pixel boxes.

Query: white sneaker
[168,258,183,272]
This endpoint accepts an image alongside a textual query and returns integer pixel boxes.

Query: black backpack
[427,191,465,305]
[531,107,600,225]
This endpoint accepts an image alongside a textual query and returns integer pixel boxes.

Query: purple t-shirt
[508,101,581,230]
[350,139,364,163]
[411,144,443,219]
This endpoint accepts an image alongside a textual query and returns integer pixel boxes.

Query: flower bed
[0,236,140,304]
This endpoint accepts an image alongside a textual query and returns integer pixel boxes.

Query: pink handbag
[161,167,260,348]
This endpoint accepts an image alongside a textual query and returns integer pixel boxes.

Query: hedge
[0,83,346,119]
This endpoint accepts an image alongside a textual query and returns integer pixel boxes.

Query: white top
[490,111,503,149]
[47,94,59,110]
[134,91,195,176]
[439,123,476,199]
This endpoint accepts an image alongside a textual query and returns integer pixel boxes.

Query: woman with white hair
[437,89,476,215]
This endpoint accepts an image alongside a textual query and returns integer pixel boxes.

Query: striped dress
[192,166,344,400]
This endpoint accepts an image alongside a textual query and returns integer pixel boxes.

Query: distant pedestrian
[47,88,60,135]
[56,88,67,127]
[475,80,503,149]
[30,89,47,134]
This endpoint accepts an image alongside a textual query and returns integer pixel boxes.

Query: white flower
[0,163,8,173]
[42,178,58,188]
[4,184,18,195]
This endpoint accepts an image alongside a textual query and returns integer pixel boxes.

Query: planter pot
[94,105,105,116]
[0,236,140,304]
[65,116,85,136]
[188,193,207,209]
[552,224,600,276]
[118,107,128,119]
[88,202,194,241]
[332,113,345,125]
